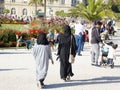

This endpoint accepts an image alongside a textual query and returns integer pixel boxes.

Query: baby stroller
[100,42,114,68]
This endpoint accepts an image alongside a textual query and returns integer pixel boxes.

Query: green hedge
[0,29,17,47]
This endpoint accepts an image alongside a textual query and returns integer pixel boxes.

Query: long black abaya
[57,25,77,80]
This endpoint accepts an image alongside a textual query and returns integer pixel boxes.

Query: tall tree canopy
[69,0,115,22]
[29,0,58,17]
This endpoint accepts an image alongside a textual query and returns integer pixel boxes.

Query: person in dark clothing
[17,33,32,49]
[91,21,102,66]
[57,25,77,81]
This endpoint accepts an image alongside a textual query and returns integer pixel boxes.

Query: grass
[0,24,29,31]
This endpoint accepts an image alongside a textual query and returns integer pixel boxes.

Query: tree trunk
[35,3,37,16]
[44,0,46,18]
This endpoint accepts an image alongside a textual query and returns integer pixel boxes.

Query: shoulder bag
[69,35,75,64]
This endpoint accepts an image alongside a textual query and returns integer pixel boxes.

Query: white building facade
[0,0,84,17]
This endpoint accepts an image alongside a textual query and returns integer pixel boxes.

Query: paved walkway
[0,31,120,90]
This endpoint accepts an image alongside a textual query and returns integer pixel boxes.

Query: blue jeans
[81,42,84,51]
[26,40,32,49]
[107,58,113,65]
[81,35,85,51]
[75,35,82,55]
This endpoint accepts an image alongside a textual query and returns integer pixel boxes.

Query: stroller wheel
[100,61,102,66]
[110,62,114,69]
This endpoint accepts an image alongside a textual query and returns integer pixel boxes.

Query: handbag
[69,35,75,64]
[69,54,75,63]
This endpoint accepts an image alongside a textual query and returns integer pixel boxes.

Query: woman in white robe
[32,32,54,88]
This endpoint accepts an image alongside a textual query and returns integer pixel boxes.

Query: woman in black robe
[57,25,77,81]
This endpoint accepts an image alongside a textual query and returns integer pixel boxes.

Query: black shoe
[39,79,45,88]
[94,64,100,67]
[91,63,95,66]
[70,73,74,77]
[61,78,66,82]
[78,54,82,56]
[66,75,70,80]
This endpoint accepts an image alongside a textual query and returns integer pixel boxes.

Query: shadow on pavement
[114,65,120,68]
[45,76,120,89]
[0,68,28,71]
[0,52,31,54]
[112,38,120,41]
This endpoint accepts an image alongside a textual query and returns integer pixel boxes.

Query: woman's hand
[51,60,54,64]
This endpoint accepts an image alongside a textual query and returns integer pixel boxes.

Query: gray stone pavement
[0,31,120,90]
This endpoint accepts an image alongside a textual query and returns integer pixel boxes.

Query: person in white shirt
[69,20,75,28]
[104,43,118,65]
[74,21,85,55]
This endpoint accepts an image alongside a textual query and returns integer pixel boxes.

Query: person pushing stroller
[100,41,118,68]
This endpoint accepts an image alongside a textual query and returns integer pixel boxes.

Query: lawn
[0,24,29,32]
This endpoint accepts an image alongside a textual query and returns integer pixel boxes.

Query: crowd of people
[31,17,118,89]
[0,14,36,24]
[0,13,119,89]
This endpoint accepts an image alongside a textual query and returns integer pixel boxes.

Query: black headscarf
[64,25,71,37]
[37,32,49,45]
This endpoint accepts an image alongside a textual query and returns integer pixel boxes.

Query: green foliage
[29,0,42,5]
[55,10,67,17]
[0,29,28,47]
[29,19,48,33]
[0,24,29,47]
[118,5,120,11]
[3,8,10,14]
[29,18,64,33]
[0,29,16,43]
[71,28,75,33]
[69,0,115,22]
[0,17,12,24]
[112,4,120,13]
[2,33,9,43]
[0,24,25,31]
[115,13,120,20]
[0,16,26,24]
[8,30,17,42]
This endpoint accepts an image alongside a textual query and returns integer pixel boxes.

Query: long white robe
[32,44,52,81]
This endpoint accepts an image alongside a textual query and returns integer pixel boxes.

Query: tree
[82,0,88,6]
[29,0,43,16]
[110,0,120,13]
[55,10,67,17]
[69,0,115,22]
[111,0,120,4]
[3,8,9,14]
[29,0,58,17]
